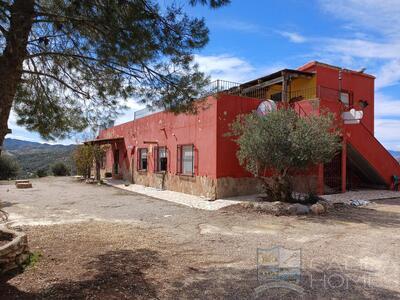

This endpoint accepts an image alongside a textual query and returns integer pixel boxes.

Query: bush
[73,144,94,178]
[36,168,48,178]
[0,155,20,180]
[51,162,70,176]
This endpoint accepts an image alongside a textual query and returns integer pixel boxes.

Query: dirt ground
[1,177,400,299]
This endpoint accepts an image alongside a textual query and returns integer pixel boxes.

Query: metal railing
[132,82,343,120]
[134,106,163,120]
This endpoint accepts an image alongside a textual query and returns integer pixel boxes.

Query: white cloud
[278,31,306,43]
[321,38,400,60]
[318,0,400,37]
[375,118,400,151]
[194,54,284,83]
[114,99,144,126]
[375,93,400,118]
[194,54,254,83]
[316,1,400,91]
[212,20,261,33]
[375,59,400,89]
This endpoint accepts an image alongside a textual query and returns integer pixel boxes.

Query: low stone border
[0,226,30,279]
[241,200,332,216]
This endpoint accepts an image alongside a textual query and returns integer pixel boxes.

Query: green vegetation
[73,144,108,179]
[229,108,341,202]
[23,251,42,269]
[0,155,20,180]
[35,168,48,178]
[73,144,95,178]
[3,138,76,178]
[51,162,70,176]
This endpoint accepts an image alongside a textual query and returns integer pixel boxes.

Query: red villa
[88,61,400,199]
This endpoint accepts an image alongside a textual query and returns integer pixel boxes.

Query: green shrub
[36,168,48,178]
[51,162,70,176]
[0,155,20,180]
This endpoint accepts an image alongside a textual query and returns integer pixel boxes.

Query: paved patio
[105,179,400,209]
[104,179,242,210]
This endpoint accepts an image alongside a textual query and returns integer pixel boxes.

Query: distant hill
[3,138,77,178]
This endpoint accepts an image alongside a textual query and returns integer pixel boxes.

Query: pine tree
[0,0,230,151]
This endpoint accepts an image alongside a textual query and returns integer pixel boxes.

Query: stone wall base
[128,171,318,200]
[0,226,30,279]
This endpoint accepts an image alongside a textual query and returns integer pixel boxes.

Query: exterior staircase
[345,122,400,189]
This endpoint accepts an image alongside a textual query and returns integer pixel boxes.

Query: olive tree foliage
[0,0,230,152]
[0,154,20,179]
[229,108,341,202]
[73,143,107,179]
[73,144,94,178]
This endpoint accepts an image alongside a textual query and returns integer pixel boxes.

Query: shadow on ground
[0,249,164,300]
[1,249,399,299]
[303,203,400,228]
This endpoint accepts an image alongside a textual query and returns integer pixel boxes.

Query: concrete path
[104,179,242,210]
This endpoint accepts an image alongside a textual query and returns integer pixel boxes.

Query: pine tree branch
[22,69,89,98]
[27,51,144,79]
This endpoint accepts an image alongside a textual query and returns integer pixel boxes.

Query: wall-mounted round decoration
[256,100,277,117]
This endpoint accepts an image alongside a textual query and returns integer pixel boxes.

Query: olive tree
[229,108,341,202]
[73,144,94,178]
[73,144,107,180]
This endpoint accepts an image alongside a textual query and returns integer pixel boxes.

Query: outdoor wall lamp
[359,100,369,109]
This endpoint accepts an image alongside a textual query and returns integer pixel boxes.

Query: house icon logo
[255,246,304,298]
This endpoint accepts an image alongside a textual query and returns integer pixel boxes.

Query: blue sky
[8,0,400,150]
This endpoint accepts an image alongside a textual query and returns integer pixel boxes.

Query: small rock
[310,203,325,215]
[317,200,333,210]
[288,203,310,215]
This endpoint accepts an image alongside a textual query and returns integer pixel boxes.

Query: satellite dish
[342,108,363,124]
[256,100,277,117]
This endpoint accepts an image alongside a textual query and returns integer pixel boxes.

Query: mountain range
[3,138,77,177]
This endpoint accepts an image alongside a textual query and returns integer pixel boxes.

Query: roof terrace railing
[133,80,241,120]
[132,81,336,120]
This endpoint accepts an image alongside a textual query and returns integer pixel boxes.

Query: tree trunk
[95,159,100,181]
[0,0,35,154]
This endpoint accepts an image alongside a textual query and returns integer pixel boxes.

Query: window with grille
[138,148,148,171]
[154,146,168,172]
[177,145,194,176]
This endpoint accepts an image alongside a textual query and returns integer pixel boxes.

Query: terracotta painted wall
[216,94,262,178]
[99,96,219,179]
[300,62,375,133]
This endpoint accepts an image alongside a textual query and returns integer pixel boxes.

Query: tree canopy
[0,0,230,147]
[229,108,341,201]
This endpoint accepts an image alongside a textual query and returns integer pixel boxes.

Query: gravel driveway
[1,177,400,299]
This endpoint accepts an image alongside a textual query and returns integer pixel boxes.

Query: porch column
[282,72,289,103]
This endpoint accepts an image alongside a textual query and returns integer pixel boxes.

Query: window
[177,145,194,176]
[154,147,168,172]
[340,92,350,106]
[138,148,148,171]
